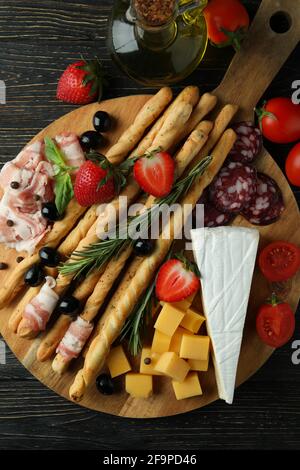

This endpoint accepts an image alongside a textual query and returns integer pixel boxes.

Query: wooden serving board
[0,0,300,418]
[0,94,299,418]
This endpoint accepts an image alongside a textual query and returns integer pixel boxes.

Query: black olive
[24,264,45,287]
[57,295,81,317]
[144,357,151,365]
[79,131,104,151]
[6,219,14,227]
[41,202,61,221]
[0,262,8,270]
[39,247,60,267]
[10,181,20,189]
[93,111,112,133]
[133,238,155,256]
[16,256,24,263]
[96,374,114,395]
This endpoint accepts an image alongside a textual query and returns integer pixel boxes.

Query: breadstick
[0,88,173,310]
[186,103,238,173]
[105,87,172,165]
[69,129,237,401]
[51,120,213,373]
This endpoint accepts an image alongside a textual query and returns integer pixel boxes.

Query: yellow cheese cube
[154,303,185,337]
[160,293,196,311]
[188,357,209,372]
[172,372,203,400]
[180,308,206,333]
[151,329,172,354]
[169,327,193,354]
[125,373,153,398]
[154,352,190,382]
[106,345,131,378]
[140,348,162,375]
[180,335,210,361]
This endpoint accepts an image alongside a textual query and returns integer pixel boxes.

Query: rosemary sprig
[120,277,156,356]
[59,155,212,278]
[120,247,173,356]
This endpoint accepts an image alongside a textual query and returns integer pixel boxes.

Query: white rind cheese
[191,226,259,404]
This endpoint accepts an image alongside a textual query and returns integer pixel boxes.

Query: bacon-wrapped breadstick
[69,128,237,401]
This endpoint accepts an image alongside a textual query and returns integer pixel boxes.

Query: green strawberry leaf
[175,251,201,278]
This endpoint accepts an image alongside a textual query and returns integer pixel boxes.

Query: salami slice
[229,121,262,163]
[210,162,257,213]
[204,202,235,227]
[241,173,285,225]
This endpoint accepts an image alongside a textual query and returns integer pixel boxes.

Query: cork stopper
[133,0,176,27]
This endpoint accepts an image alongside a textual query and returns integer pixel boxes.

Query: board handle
[215,0,300,113]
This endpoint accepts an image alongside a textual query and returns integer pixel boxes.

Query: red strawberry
[56,59,106,105]
[156,257,200,302]
[133,149,175,197]
[74,160,115,206]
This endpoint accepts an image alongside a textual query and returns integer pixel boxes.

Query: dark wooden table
[0,0,299,451]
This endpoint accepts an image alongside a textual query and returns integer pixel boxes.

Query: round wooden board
[0,95,299,418]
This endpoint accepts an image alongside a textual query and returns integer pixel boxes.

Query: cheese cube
[106,345,131,378]
[140,348,162,375]
[169,327,193,354]
[172,372,203,400]
[180,335,210,361]
[125,373,153,398]
[188,357,209,372]
[154,352,190,382]
[180,308,205,333]
[154,303,185,337]
[151,329,171,354]
[160,293,196,311]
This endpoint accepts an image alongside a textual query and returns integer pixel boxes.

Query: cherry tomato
[203,0,249,50]
[256,295,295,348]
[259,241,300,282]
[256,98,300,144]
[285,142,300,187]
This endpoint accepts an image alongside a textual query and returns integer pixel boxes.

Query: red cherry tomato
[285,142,300,187]
[258,241,300,282]
[257,98,300,144]
[256,295,295,348]
[203,0,249,50]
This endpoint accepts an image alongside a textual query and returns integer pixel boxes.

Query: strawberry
[133,149,175,197]
[155,255,200,302]
[74,152,134,207]
[56,59,107,105]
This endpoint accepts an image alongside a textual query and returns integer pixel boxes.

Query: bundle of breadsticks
[9,87,215,344]
[0,85,239,404]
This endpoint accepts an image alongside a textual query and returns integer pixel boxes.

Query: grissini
[52,120,213,374]
[34,88,200,353]
[69,128,237,401]
[17,97,196,339]
[0,88,173,309]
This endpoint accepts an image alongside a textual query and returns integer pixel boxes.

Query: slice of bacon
[55,133,85,172]
[56,316,93,361]
[23,277,59,331]
[0,141,45,190]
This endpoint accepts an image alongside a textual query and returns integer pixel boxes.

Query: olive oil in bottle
[108,0,208,86]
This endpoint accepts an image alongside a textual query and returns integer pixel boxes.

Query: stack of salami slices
[198,122,285,228]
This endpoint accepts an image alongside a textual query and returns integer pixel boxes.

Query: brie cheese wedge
[191,226,259,404]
